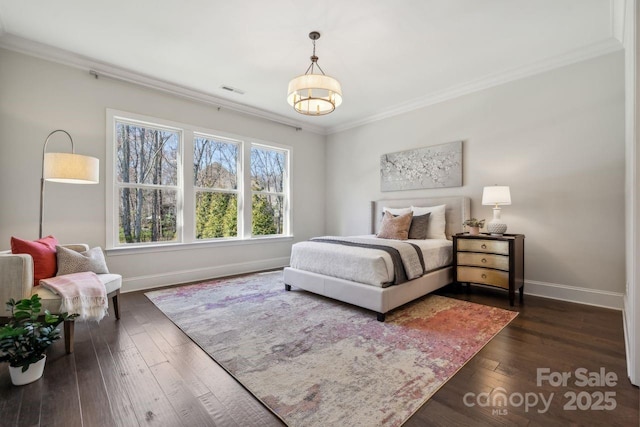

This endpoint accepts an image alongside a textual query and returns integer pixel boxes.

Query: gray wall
[0,46,626,303]
[0,48,326,291]
[326,52,625,298]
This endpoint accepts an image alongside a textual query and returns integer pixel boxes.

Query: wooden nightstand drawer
[457,266,509,289]
[457,252,509,271]
[457,239,509,255]
[453,233,525,306]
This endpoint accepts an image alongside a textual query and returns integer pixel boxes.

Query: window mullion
[242,142,252,239]
[183,129,194,243]
[251,190,285,197]
[195,187,239,194]
[117,183,179,191]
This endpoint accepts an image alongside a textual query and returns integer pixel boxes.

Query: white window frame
[106,109,292,250]
[249,142,291,237]
[193,132,243,241]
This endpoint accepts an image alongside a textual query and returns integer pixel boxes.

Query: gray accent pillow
[389,212,431,239]
[407,212,431,240]
[56,246,109,276]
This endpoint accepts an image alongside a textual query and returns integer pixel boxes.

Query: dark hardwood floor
[0,274,637,426]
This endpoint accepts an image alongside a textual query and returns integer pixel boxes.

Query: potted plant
[0,294,75,386]
[463,218,485,236]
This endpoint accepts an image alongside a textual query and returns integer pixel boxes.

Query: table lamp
[482,185,511,235]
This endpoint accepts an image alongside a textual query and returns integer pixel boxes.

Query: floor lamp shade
[44,153,99,184]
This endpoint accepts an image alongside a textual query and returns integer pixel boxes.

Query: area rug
[146,271,517,426]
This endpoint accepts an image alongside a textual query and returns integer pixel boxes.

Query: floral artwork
[380,140,462,191]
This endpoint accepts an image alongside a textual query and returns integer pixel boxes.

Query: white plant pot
[9,355,46,386]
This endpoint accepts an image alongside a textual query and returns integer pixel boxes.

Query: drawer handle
[481,258,487,263]
[481,274,487,279]
[481,244,487,249]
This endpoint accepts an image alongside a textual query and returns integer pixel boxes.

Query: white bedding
[289,235,452,287]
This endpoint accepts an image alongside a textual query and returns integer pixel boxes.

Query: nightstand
[452,233,525,306]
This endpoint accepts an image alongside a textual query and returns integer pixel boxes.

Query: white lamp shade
[482,186,511,206]
[287,73,343,115]
[44,152,99,184]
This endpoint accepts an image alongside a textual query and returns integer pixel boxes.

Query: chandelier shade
[287,31,342,116]
[287,73,343,116]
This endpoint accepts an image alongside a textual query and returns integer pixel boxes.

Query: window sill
[105,235,294,256]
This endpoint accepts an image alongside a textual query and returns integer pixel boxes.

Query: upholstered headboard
[371,196,471,239]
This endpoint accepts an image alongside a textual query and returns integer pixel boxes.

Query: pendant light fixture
[287,31,342,116]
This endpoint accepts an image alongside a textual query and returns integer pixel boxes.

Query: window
[251,145,287,236]
[114,120,181,244]
[107,110,291,249]
[194,135,239,239]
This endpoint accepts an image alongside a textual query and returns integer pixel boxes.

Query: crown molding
[0,34,326,135]
[611,0,626,44]
[326,37,623,135]
[0,33,623,138]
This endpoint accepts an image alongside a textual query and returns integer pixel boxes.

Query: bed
[283,196,470,321]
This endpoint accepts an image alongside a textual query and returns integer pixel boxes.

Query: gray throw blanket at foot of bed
[310,236,425,285]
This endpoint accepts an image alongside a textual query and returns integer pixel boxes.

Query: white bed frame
[283,196,470,321]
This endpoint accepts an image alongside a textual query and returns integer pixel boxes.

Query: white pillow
[411,204,447,239]
[382,206,411,216]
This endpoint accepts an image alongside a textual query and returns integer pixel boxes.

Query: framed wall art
[380,140,462,191]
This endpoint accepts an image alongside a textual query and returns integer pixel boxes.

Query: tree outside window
[194,135,239,239]
[115,121,179,244]
[251,145,287,236]
[108,110,291,248]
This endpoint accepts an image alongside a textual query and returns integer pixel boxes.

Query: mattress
[289,235,452,287]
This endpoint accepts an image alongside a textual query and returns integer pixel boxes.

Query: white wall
[326,52,625,305]
[0,48,326,291]
[623,0,639,386]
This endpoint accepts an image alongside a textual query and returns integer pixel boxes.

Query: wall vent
[220,85,245,95]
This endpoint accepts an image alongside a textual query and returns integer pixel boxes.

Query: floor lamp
[40,130,99,238]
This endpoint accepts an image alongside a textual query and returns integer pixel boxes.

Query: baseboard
[121,263,625,310]
[120,257,290,293]
[524,279,624,310]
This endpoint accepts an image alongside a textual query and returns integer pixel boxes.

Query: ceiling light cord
[304,38,326,76]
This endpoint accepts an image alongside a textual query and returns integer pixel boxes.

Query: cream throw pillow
[377,211,413,240]
[56,246,110,276]
[382,206,411,216]
[411,204,447,239]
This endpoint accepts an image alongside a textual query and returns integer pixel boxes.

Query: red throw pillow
[11,235,59,287]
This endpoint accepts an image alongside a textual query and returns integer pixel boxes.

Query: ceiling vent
[220,85,245,95]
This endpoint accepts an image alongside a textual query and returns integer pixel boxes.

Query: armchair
[0,244,121,354]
